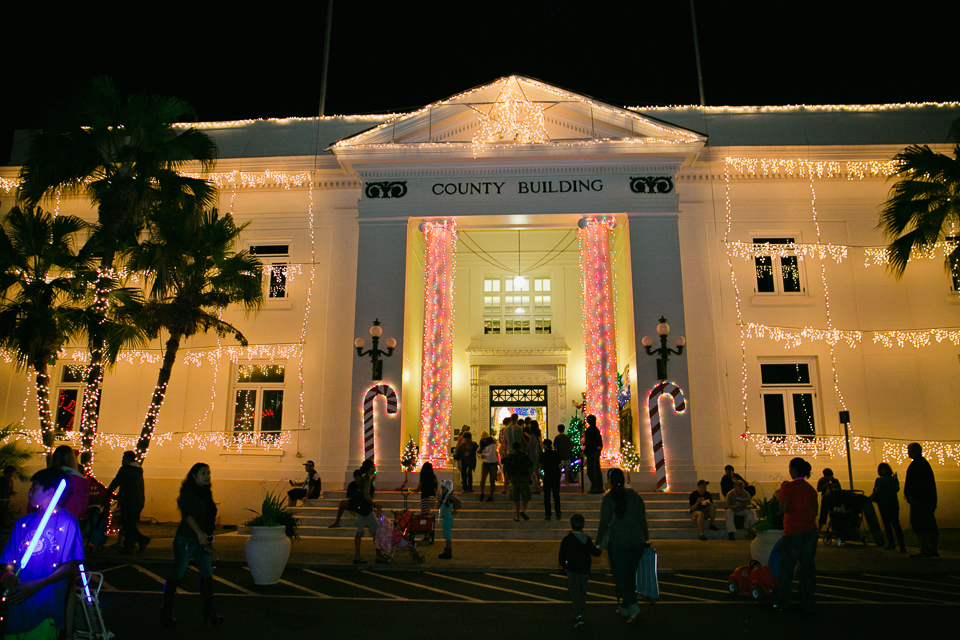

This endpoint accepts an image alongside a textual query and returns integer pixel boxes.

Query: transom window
[759,360,819,439]
[232,364,285,435]
[753,237,803,295]
[250,244,290,300]
[483,275,551,335]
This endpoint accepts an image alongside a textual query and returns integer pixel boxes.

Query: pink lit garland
[577,216,620,462]
[418,220,458,466]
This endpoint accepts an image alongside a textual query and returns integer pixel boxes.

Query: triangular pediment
[335,76,705,150]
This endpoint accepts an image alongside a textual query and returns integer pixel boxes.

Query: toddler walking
[558,513,602,629]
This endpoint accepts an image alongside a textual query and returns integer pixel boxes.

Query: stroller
[823,490,868,546]
[373,510,425,564]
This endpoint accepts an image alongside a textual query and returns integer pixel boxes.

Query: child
[558,513,601,629]
[436,480,461,560]
[1,467,84,640]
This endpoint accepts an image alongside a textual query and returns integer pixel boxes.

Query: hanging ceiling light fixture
[513,229,527,293]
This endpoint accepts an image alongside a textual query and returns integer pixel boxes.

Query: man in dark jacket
[904,443,939,559]
[584,415,603,494]
[107,451,150,554]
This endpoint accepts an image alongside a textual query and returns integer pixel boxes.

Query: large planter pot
[750,529,783,566]
[245,526,292,585]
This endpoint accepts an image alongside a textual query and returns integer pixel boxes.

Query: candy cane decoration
[362,384,398,462]
[647,381,686,491]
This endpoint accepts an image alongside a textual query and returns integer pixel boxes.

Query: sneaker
[520,512,529,521]
[709,525,720,531]
[699,535,708,541]
[556,512,563,520]
[545,515,552,520]
[573,617,585,629]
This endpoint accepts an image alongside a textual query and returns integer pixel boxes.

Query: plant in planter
[244,490,300,585]
[750,495,783,566]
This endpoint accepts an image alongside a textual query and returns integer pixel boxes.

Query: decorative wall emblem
[629,176,674,194]
[365,181,408,199]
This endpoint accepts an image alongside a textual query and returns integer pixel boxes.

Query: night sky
[2,1,958,163]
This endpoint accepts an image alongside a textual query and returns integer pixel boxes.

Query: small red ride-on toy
[728,560,761,596]
[728,537,781,600]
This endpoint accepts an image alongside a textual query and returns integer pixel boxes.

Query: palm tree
[879,118,960,279]
[16,77,218,470]
[0,206,89,452]
[127,206,263,460]
[0,425,36,481]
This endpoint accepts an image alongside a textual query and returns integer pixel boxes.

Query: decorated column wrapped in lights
[418,220,458,466]
[578,216,620,462]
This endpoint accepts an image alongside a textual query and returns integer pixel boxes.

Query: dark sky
[2,1,958,163]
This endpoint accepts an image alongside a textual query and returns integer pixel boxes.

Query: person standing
[584,415,603,494]
[596,468,648,624]
[287,460,321,506]
[904,443,939,560]
[771,457,818,613]
[526,421,544,493]
[539,439,562,520]
[558,513,602,629]
[504,442,533,521]
[160,463,223,627]
[455,431,478,492]
[107,451,150,554]
[871,462,906,553]
[436,480,462,560]
[477,431,498,502]
[553,424,573,483]
[352,460,384,564]
[49,445,89,523]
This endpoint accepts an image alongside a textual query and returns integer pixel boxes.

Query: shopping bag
[637,547,659,600]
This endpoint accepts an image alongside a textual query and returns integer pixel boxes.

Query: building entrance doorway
[489,385,548,439]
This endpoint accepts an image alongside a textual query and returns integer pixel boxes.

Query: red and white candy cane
[363,384,398,462]
[647,381,686,491]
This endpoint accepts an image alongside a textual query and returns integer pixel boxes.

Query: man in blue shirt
[2,467,84,640]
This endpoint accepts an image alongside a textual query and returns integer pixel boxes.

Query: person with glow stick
[1,468,84,640]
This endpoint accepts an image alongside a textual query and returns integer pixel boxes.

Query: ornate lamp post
[355,319,396,381]
[641,316,685,381]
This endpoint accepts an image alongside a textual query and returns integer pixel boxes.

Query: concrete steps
[286,490,733,541]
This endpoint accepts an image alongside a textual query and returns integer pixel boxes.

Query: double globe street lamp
[641,316,685,381]
[355,319,396,381]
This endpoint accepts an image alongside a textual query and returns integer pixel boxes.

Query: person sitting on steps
[689,479,719,540]
[328,469,363,528]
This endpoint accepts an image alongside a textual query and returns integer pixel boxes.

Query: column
[578,216,620,461]
[627,213,695,489]
[418,219,458,465]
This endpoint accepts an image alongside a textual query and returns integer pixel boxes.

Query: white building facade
[1,77,958,527]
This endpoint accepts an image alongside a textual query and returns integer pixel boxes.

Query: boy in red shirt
[771,457,817,612]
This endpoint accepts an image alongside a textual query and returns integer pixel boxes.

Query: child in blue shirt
[436,480,461,560]
[2,467,84,640]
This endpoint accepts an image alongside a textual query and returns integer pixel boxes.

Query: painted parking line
[862,573,960,591]
[492,572,616,601]
[238,567,331,598]
[189,566,257,595]
[818,575,958,601]
[426,572,559,601]
[131,564,187,595]
[659,580,731,595]
[830,574,960,597]
[98,564,130,573]
[303,570,407,600]
[817,577,952,604]
[368,572,480,602]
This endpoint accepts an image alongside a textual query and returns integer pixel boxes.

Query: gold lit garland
[727,241,848,263]
[633,102,960,113]
[863,241,958,267]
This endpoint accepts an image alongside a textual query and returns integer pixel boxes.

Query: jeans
[567,572,588,617]
[608,543,643,615]
[878,504,904,548]
[543,476,561,516]
[460,465,474,491]
[168,535,213,579]
[586,451,603,492]
[774,528,817,607]
[120,503,148,550]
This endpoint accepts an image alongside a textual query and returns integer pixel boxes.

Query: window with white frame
[759,360,819,439]
[231,364,285,435]
[53,365,100,435]
[753,237,803,295]
[250,245,291,300]
[483,275,551,335]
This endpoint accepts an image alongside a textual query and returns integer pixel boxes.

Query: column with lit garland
[418,220,458,466]
[578,216,620,463]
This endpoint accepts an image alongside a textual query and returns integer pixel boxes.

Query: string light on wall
[472,78,548,147]
[724,162,750,431]
[297,180,316,430]
[727,241,848,263]
[744,323,863,349]
[634,101,960,113]
[418,220,458,467]
[872,329,960,348]
[577,216,620,463]
[882,440,960,466]
[863,241,958,267]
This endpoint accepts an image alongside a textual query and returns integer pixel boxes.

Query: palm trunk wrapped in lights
[34,370,55,453]
[577,216,620,463]
[135,330,182,461]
